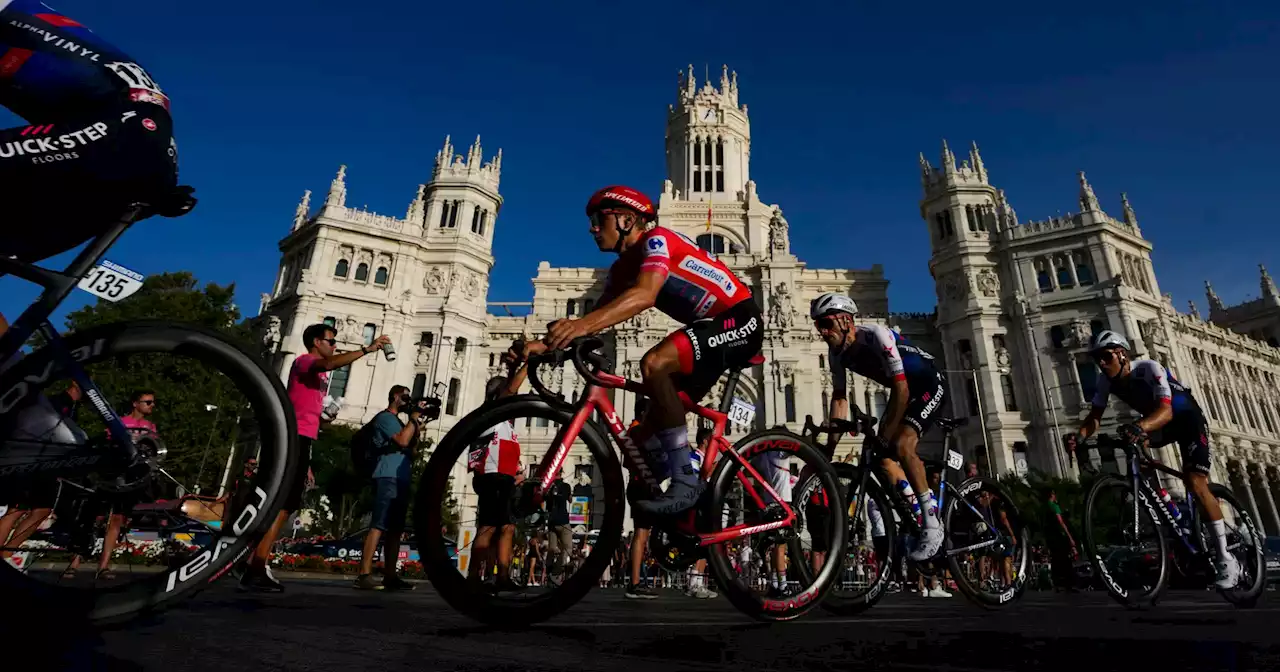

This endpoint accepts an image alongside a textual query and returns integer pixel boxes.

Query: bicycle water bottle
[381,341,397,362]
[1158,487,1182,522]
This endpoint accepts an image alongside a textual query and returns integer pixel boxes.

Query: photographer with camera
[353,385,438,591]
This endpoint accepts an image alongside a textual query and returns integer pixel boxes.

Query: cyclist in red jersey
[509,186,763,515]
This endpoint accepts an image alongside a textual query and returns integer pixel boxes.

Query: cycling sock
[1209,519,1229,557]
[919,490,940,530]
[656,426,696,487]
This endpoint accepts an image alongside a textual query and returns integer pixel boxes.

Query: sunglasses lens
[816,317,835,329]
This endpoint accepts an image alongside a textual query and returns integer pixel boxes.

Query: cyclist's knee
[640,343,680,380]
[893,427,921,458]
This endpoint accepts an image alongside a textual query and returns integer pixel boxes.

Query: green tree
[62,272,257,495]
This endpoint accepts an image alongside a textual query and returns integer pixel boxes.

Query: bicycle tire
[1083,473,1169,609]
[1208,483,1266,608]
[944,477,1031,607]
[704,429,847,621]
[414,394,626,626]
[0,320,296,627]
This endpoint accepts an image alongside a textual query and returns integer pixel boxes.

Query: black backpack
[350,411,394,478]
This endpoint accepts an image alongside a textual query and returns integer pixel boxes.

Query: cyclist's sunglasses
[588,210,630,231]
[814,315,839,330]
[321,338,337,346]
[1092,349,1117,364]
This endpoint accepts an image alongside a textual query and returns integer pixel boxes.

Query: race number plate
[728,398,756,427]
[78,260,144,302]
[946,449,964,470]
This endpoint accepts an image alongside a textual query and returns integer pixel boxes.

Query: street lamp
[940,367,994,475]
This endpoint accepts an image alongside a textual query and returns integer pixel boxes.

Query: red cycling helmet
[585,185,656,222]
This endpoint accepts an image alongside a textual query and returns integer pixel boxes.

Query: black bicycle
[0,194,298,627]
[792,407,1031,612]
[1079,434,1265,609]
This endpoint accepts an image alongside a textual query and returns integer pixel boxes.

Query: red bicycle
[416,336,847,625]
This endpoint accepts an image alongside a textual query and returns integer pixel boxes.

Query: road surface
[33,578,1280,671]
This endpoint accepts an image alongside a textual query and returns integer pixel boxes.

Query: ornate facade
[259,66,1280,536]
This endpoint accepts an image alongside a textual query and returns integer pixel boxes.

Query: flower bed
[270,553,427,579]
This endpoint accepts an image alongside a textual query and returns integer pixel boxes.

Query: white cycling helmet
[1088,329,1130,353]
[810,292,858,320]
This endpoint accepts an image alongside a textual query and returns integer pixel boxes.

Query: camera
[398,381,446,423]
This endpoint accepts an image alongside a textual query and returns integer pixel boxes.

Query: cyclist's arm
[881,378,909,441]
[1133,361,1173,434]
[575,270,663,335]
[1077,371,1110,439]
[869,326,909,440]
[497,362,529,399]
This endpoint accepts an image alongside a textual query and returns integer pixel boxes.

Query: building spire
[1262,264,1278,299]
[969,141,986,182]
[292,189,311,231]
[1078,171,1100,212]
[1205,280,1225,312]
[434,134,454,177]
[1121,192,1137,226]
[406,183,426,224]
[324,165,346,208]
[941,139,956,173]
[919,152,933,185]
[1187,300,1201,320]
[468,135,483,170]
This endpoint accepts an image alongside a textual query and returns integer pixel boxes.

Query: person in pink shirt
[63,389,158,581]
[239,322,389,592]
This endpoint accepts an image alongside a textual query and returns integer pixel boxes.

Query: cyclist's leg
[1176,421,1238,584]
[636,334,699,513]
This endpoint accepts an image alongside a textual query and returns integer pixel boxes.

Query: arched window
[935,213,946,239]
[966,205,977,232]
[1036,258,1053,292]
[1055,255,1074,289]
[454,337,468,357]
[355,263,369,282]
[696,234,726,255]
[1074,251,1094,286]
[374,266,389,285]
[943,210,955,236]
[334,259,350,278]
[566,299,576,317]
[411,373,426,399]
[1050,325,1066,349]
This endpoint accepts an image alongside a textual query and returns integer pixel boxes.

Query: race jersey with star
[1091,359,1196,417]
[603,226,752,325]
[829,325,939,392]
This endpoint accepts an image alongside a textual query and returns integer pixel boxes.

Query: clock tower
[665,64,750,202]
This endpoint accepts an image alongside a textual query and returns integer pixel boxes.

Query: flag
[705,199,712,232]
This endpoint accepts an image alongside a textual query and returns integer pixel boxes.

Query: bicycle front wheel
[1083,473,1169,609]
[704,429,847,621]
[414,394,626,626]
[0,320,297,627]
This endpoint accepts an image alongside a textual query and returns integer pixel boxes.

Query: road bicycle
[1078,434,1265,609]
[0,193,297,627]
[792,407,1031,612]
[415,336,848,625]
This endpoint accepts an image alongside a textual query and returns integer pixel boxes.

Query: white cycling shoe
[908,526,944,562]
[1214,554,1241,590]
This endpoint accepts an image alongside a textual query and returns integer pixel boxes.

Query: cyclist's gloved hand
[1117,423,1147,446]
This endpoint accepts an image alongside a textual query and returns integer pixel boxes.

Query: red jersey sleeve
[638,230,674,278]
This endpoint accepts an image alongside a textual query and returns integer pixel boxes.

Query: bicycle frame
[527,367,799,548]
[0,209,144,473]
[1122,444,1208,559]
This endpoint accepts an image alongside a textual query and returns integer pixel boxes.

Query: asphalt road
[33,579,1280,672]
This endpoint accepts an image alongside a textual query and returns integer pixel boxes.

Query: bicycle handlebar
[801,405,877,442]
[525,336,615,403]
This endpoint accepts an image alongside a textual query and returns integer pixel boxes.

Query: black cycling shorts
[902,373,947,436]
[805,502,831,553]
[0,2,178,262]
[473,472,516,528]
[669,299,765,403]
[1148,411,1212,476]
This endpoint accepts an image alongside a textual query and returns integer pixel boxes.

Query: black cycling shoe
[148,185,197,218]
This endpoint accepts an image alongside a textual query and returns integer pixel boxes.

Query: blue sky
[3,1,1278,328]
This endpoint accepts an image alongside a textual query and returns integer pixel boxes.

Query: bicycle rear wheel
[414,394,625,626]
[1083,473,1169,609]
[790,463,897,615]
[943,477,1030,607]
[704,429,847,621]
[0,320,296,627]
[1208,483,1266,608]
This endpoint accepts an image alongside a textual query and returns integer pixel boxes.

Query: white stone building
[260,65,1280,536]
